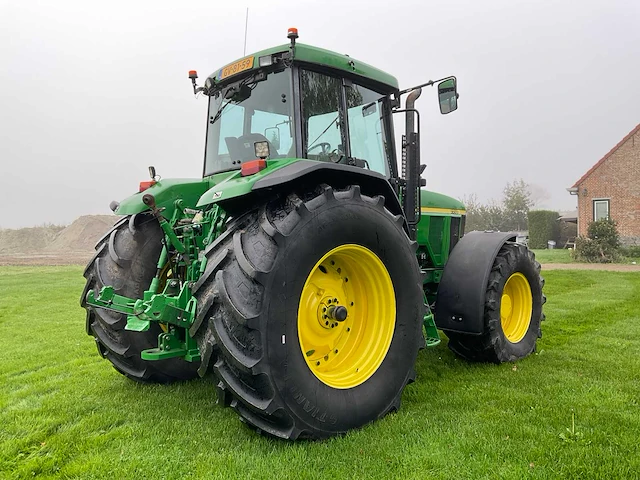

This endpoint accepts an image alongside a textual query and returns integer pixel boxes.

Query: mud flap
[434,231,516,335]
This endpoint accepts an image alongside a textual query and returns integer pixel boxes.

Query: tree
[574,218,621,263]
[462,194,510,232]
[527,210,560,248]
[462,179,536,233]
[502,179,534,231]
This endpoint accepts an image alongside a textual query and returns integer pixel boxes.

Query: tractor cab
[195,29,456,186]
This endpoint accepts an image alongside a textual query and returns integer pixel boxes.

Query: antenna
[243,8,249,56]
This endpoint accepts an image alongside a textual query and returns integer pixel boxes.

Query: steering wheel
[307,142,332,154]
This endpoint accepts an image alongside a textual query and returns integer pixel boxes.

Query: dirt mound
[0,224,66,254]
[0,215,119,259]
[45,215,117,252]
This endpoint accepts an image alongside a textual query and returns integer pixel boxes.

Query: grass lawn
[1,266,639,479]
[532,248,640,265]
[531,249,575,264]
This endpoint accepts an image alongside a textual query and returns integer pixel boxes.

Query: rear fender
[434,231,517,335]
[251,160,406,227]
[197,160,405,229]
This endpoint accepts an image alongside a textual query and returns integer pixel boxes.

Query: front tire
[446,243,545,363]
[192,185,424,440]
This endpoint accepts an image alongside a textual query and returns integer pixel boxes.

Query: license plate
[219,56,254,80]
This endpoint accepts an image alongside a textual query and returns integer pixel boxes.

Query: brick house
[567,123,640,245]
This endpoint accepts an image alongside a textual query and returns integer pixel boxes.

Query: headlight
[258,55,273,67]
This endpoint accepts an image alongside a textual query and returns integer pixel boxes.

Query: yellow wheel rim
[297,244,396,389]
[500,272,533,343]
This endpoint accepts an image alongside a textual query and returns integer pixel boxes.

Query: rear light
[139,180,156,192]
[241,159,267,176]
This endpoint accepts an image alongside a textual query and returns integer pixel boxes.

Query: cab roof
[207,43,399,92]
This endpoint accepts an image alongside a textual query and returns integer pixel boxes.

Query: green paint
[423,312,441,347]
[125,317,151,332]
[416,190,465,268]
[197,158,299,207]
[116,178,211,216]
[141,330,200,362]
[86,286,136,316]
[420,189,466,211]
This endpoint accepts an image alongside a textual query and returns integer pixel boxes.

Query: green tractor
[81,28,544,440]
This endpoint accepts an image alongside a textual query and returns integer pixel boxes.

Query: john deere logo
[213,191,222,199]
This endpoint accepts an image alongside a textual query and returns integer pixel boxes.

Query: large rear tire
[80,214,200,383]
[446,243,545,363]
[192,185,424,440]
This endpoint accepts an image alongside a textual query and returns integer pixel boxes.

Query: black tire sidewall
[263,198,422,434]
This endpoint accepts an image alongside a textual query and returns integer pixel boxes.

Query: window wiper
[209,79,255,125]
[209,98,233,125]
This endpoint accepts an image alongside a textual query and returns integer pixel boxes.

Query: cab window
[346,84,389,175]
[301,70,345,162]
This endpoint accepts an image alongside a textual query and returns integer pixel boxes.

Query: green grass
[531,249,574,264]
[1,266,639,479]
[532,248,640,264]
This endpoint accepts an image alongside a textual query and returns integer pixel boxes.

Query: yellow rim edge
[500,272,533,343]
[297,244,396,389]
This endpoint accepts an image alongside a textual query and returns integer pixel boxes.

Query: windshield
[204,69,294,175]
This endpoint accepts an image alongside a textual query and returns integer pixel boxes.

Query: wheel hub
[316,297,347,329]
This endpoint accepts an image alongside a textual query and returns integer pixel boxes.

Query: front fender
[116,178,211,217]
[434,231,517,335]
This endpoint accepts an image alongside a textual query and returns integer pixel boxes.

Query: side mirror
[264,127,281,150]
[437,78,458,114]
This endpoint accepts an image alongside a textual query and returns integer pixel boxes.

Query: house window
[593,199,610,221]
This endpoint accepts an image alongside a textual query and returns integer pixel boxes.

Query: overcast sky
[1,0,639,228]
